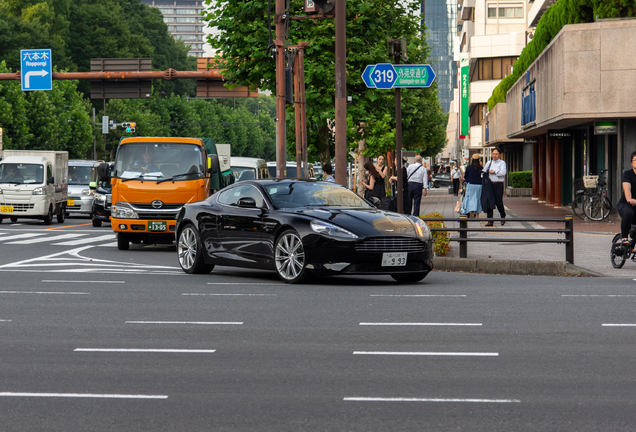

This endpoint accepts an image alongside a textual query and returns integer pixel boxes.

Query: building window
[178,8,197,14]
[176,17,197,23]
[178,34,197,40]
[498,6,523,18]
[473,56,518,81]
[487,7,496,18]
[163,17,174,23]
[175,25,196,32]
[470,103,487,127]
[159,8,175,14]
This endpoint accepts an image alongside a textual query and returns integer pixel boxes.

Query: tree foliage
[204,0,448,163]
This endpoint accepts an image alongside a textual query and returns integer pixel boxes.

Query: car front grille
[355,236,426,253]
[135,210,180,220]
[2,203,35,212]
[132,203,183,210]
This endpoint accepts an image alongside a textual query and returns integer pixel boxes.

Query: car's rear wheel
[275,230,308,284]
[117,233,130,250]
[177,224,214,274]
[391,273,428,284]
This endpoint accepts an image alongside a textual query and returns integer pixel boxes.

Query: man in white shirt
[451,163,462,196]
[406,155,428,217]
[483,148,507,226]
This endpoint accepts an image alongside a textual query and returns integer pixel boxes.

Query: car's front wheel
[274,230,308,284]
[391,273,428,284]
[92,218,102,227]
[177,224,214,274]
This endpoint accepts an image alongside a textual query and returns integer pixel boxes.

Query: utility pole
[334,0,347,186]
[275,0,287,179]
[292,41,309,179]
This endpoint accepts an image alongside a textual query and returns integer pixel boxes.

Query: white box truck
[0,150,68,225]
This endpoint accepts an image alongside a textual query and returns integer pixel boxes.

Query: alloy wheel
[275,231,306,282]
[178,226,198,271]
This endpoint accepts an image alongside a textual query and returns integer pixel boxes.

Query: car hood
[291,207,417,237]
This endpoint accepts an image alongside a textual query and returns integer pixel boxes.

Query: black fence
[426,216,574,264]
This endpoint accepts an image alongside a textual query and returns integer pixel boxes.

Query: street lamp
[258,100,262,120]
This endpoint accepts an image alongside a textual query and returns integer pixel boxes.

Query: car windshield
[68,165,95,185]
[264,182,372,209]
[0,163,44,184]
[232,166,257,182]
[114,143,204,180]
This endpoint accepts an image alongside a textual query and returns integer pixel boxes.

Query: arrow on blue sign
[362,65,375,88]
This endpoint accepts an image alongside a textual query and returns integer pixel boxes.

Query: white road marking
[125,321,243,325]
[182,293,276,297]
[343,397,520,403]
[207,283,282,285]
[74,348,216,353]
[0,320,12,322]
[53,234,115,246]
[603,324,636,326]
[5,233,85,244]
[360,323,482,326]
[0,392,167,399]
[0,233,45,242]
[562,295,636,297]
[370,295,466,297]
[0,291,89,295]
[353,351,498,356]
[42,280,124,284]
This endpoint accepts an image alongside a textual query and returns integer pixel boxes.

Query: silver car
[66,160,103,217]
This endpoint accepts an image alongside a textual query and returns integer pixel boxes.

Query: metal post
[459,216,468,258]
[334,0,346,186]
[565,215,574,264]
[298,42,309,179]
[293,49,302,178]
[394,43,403,214]
[275,0,286,179]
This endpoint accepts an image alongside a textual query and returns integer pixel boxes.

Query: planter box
[506,186,532,197]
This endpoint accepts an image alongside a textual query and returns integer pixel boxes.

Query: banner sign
[459,57,469,138]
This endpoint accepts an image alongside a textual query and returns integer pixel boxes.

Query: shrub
[421,212,451,257]
[509,171,532,188]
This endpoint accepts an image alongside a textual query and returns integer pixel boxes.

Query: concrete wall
[507,19,636,138]
[523,142,533,170]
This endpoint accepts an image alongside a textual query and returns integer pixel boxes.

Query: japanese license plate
[148,221,168,232]
[0,206,13,213]
[67,199,75,206]
[381,252,407,267]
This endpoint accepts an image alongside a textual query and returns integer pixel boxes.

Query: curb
[433,257,602,277]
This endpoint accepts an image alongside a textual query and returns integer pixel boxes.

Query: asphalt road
[1,216,636,431]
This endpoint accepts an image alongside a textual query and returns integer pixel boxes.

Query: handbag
[454,199,462,213]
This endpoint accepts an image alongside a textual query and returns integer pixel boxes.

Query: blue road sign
[362,63,436,89]
[20,49,52,91]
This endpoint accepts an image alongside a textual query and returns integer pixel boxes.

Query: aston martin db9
[175,179,434,284]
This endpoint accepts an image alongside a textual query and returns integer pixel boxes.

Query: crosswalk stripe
[53,234,115,246]
[5,233,86,244]
[0,233,45,242]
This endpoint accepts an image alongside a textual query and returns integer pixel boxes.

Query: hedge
[487,0,636,111]
[509,171,532,189]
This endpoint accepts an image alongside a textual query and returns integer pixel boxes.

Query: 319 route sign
[362,63,436,89]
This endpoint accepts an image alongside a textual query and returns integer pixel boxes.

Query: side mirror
[208,155,219,174]
[89,181,97,189]
[369,197,381,208]
[97,163,111,182]
[237,197,257,208]
[48,176,54,185]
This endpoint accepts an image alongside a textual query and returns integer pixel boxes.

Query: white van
[0,150,68,224]
[67,160,104,217]
[266,161,315,179]
[231,157,269,182]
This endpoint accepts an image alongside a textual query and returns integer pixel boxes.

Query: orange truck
[105,137,233,250]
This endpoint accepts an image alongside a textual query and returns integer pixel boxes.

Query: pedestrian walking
[323,163,335,182]
[389,157,411,215]
[406,155,428,217]
[360,162,385,201]
[616,150,636,245]
[460,154,483,217]
[482,148,507,226]
[451,164,462,196]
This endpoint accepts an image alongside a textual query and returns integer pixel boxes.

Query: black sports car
[175,179,434,284]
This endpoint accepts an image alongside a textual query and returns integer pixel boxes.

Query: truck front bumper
[111,218,177,244]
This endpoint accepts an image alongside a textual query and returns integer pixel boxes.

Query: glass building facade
[421,0,457,113]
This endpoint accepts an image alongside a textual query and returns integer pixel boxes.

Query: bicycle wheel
[602,196,612,220]
[571,193,588,219]
[611,233,627,269]
[584,195,608,221]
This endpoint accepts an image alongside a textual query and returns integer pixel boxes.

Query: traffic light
[313,0,335,13]
[121,122,136,133]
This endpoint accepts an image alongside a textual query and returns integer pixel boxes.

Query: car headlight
[82,189,93,196]
[32,187,46,195]
[410,217,432,241]
[94,193,106,202]
[112,202,138,219]
[310,220,358,239]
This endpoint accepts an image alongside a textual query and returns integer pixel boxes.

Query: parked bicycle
[610,225,636,268]
[572,170,612,221]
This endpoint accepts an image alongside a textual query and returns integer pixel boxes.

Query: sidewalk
[419,188,627,278]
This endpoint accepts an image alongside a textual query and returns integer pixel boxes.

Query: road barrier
[426,216,574,264]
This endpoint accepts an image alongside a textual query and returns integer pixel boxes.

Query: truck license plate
[67,199,75,206]
[0,206,13,213]
[381,252,407,267]
[148,221,168,232]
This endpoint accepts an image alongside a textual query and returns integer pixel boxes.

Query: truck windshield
[114,143,204,180]
[0,163,44,184]
[68,166,94,185]
[232,166,257,182]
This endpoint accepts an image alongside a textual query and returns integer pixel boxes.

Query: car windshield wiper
[122,174,147,182]
[156,172,199,184]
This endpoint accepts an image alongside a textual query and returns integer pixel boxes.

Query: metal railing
[426,216,574,264]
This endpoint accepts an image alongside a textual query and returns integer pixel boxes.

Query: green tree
[204,0,448,164]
